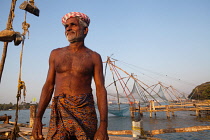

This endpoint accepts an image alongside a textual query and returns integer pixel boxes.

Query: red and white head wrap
[62,12,90,26]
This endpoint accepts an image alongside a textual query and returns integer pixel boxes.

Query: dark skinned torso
[53,46,94,96]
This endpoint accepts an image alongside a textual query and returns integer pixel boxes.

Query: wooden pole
[108,126,210,136]
[149,101,153,118]
[166,105,170,118]
[107,130,132,135]
[0,0,17,83]
[132,120,142,138]
[172,111,175,117]
[138,102,143,117]
[195,104,200,117]
[152,100,156,117]
[196,109,200,117]
[171,106,175,116]
[29,105,37,128]
[0,114,12,123]
[131,105,143,139]
[145,125,210,135]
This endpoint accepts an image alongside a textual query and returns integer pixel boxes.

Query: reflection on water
[1,109,210,140]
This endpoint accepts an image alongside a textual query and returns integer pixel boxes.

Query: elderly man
[32,12,108,140]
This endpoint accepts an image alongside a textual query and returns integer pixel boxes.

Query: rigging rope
[10,8,29,140]
[110,62,134,103]
[112,57,197,87]
[107,58,121,110]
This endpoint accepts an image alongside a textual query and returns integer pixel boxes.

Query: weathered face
[64,17,87,43]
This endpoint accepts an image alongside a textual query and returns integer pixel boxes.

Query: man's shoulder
[50,46,67,55]
[88,50,102,63]
[48,47,67,60]
[52,46,67,52]
[84,47,101,57]
[84,47,99,54]
[92,51,101,59]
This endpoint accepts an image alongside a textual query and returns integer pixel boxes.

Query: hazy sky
[0,0,209,103]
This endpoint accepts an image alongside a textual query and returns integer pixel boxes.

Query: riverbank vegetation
[0,102,36,111]
[188,82,210,100]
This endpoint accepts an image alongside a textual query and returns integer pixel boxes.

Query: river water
[1,109,210,140]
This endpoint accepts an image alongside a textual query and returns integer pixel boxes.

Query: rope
[10,35,27,140]
[22,10,30,38]
[11,6,29,140]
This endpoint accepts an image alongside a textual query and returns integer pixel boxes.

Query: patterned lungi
[46,93,97,140]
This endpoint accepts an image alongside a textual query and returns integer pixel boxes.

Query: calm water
[1,109,210,140]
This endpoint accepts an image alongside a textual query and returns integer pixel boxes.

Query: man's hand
[32,118,44,140]
[94,126,109,140]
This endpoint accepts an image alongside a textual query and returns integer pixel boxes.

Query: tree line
[0,102,37,111]
[188,81,210,100]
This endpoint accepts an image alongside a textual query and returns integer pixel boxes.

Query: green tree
[188,82,210,100]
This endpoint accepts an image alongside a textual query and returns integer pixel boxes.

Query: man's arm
[93,53,108,140]
[32,50,56,139]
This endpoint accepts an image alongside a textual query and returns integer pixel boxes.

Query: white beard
[66,30,84,43]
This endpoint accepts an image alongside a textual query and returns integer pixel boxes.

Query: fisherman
[32,12,108,140]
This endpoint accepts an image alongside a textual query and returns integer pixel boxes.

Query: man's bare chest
[55,52,93,74]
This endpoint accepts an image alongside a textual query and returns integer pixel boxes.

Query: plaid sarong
[46,93,97,140]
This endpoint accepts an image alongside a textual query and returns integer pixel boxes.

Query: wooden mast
[0,0,17,83]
